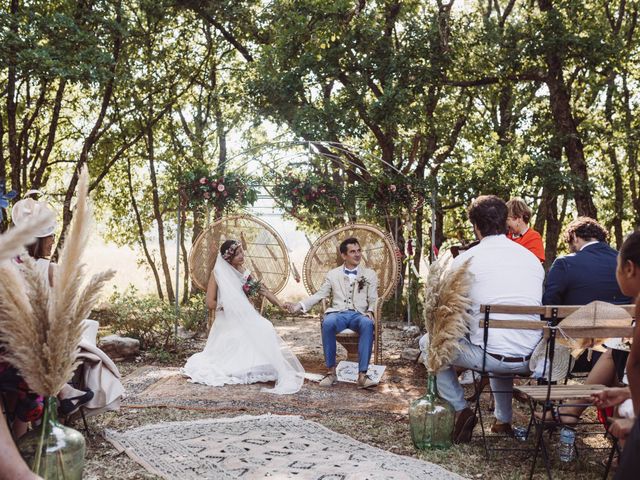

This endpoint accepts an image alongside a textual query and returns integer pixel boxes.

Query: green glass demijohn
[18,396,86,479]
[409,372,455,449]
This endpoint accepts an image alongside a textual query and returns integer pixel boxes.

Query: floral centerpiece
[179,167,258,215]
[0,168,115,478]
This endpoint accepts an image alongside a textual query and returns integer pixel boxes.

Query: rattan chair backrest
[188,214,290,294]
[302,223,401,301]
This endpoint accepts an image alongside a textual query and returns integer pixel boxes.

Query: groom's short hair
[339,237,360,254]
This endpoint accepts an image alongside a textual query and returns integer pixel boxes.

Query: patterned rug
[105,414,463,479]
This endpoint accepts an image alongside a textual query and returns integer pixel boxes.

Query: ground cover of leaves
[82,316,614,479]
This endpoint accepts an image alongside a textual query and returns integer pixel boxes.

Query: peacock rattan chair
[302,223,401,364]
[188,214,290,330]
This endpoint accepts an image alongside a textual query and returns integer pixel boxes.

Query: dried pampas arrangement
[423,252,474,373]
[0,167,115,397]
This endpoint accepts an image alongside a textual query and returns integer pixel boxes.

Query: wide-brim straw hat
[556,301,633,350]
[11,194,57,238]
[529,340,573,382]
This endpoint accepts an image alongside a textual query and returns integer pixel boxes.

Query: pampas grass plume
[424,253,474,373]
[0,167,114,397]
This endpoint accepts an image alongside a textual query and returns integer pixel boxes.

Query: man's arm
[299,274,333,312]
[542,258,568,305]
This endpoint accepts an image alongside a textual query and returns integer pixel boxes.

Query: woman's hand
[609,417,636,440]
[591,387,631,409]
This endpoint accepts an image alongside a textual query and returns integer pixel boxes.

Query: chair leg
[473,376,489,457]
[603,436,620,479]
[529,404,554,480]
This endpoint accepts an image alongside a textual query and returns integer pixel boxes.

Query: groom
[287,237,379,389]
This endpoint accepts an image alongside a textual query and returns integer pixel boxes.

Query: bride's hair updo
[220,239,241,261]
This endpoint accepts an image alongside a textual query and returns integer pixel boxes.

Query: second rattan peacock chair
[188,214,290,331]
[302,223,401,364]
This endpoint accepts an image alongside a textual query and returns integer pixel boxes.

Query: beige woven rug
[105,414,463,479]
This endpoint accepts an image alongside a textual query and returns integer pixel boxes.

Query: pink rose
[211,181,217,187]
[388,184,397,192]
[199,177,207,184]
[217,184,225,192]
[203,192,210,199]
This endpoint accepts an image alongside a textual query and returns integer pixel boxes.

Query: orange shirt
[508,228,545,262]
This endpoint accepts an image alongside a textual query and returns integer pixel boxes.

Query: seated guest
[544,217,631,374]
[436,195,544,442]
[506,197,545,262]
[593,231,640,478]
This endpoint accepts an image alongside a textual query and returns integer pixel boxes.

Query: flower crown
[222,241,241,261]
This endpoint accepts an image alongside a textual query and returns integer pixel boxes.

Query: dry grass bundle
[424,253,474,373]
[0,167,115,397]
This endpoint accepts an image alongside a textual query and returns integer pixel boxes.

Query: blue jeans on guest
[322,310,374,373]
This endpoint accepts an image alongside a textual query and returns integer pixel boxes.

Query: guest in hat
[11,194,58,285]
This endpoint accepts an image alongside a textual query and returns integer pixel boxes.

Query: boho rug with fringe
[105,414,463,479]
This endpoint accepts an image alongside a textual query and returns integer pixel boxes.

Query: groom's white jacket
[301,265,378,316]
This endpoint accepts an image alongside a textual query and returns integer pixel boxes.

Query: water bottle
[513,426,528,442]
[558,427,576,462]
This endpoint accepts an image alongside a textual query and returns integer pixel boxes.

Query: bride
[182,239,305,394]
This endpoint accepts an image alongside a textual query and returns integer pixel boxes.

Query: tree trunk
[605,79,624,248]
[147,110,176,303]
[622,76,640,226]
[7,0,20,196]
[538,0,597,219]
[127,159,164,299]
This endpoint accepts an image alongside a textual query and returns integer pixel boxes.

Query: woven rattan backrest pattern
[302,224,401,301]
[188,214,290,294]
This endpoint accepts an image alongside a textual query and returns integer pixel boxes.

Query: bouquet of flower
[242,275,262,298]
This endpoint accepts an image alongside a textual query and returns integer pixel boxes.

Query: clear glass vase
[409,372,455,449]
[18,396,86,479]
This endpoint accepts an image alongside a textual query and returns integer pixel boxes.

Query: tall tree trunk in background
[541,139,565,269]
[623,77,640,226]
[414,204,424,270]
[58,0,123,252]
[605,79,624,248]
[538,0,597,219]
[7,0,20,196]
[127,159,164,299]
[179,208,190,303]
[147,108,176,303]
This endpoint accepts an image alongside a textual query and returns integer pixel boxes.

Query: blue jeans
[435,338,531,423]
[322,310,374,373]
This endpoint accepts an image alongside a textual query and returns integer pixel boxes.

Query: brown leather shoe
[491,421,514,436]
[453,407,477,444]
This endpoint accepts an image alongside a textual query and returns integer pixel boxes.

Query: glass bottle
[409,372,455,449]
[18,396,86,479]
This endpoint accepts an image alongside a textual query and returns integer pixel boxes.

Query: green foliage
[179,167,258,213]
[105,288,177,350]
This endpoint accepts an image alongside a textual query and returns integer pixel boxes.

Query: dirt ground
[82,316,615,479]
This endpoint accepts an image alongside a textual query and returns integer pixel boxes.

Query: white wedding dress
[182,253,304,394]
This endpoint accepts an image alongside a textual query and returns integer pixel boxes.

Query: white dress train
[182,254,304,394]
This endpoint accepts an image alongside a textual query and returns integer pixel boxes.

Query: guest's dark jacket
[543,242,631,306]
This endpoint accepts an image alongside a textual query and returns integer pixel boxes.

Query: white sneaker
[458,370,478,385]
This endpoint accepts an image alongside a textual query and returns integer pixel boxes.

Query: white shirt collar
[579,240,600,251]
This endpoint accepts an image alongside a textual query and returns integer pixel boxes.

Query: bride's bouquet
[242,275,262,298]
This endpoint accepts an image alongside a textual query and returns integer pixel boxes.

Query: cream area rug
[105,414,463,479]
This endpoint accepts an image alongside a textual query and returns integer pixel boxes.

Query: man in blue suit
[543,217,630,373]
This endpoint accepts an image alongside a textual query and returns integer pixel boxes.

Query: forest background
[1,0,639,309]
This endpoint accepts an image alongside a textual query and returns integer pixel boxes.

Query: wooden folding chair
[472,305,549,457]
[516,311,634,480]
